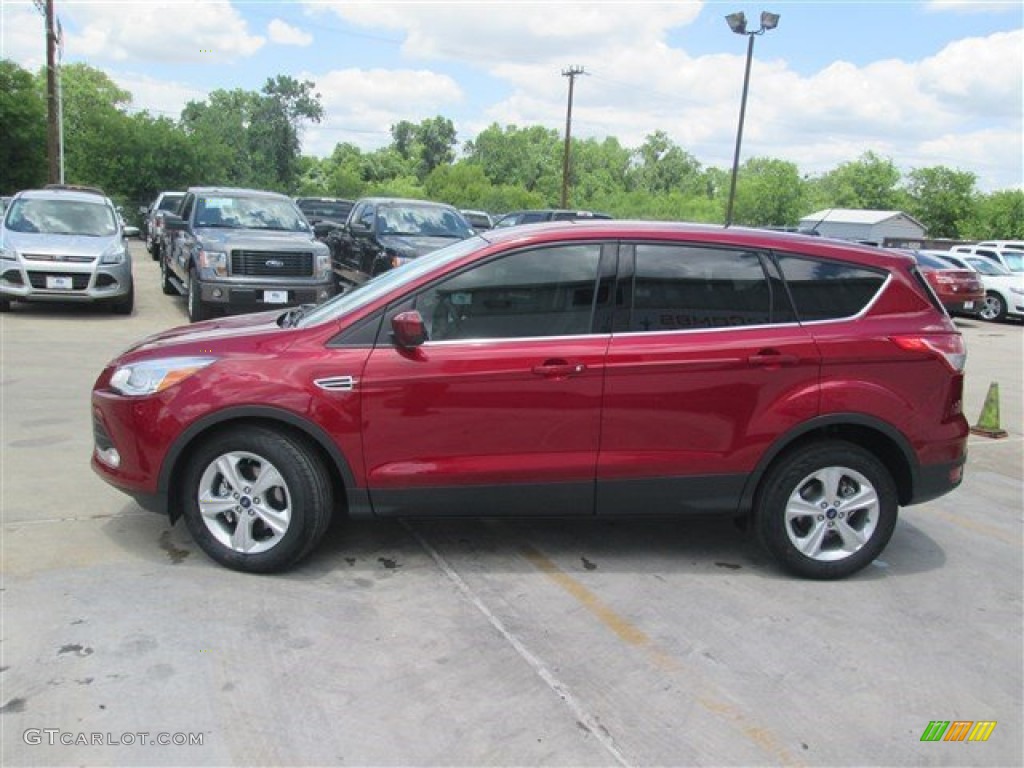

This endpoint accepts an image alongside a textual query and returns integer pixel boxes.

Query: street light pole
[724,11,779,227]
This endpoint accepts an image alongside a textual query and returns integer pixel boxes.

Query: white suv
[950,241,1024,275]
[0,187,134,314]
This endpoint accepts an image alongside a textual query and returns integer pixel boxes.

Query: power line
[561,66,585,208]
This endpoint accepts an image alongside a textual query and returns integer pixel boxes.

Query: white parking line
[401,519,632,768]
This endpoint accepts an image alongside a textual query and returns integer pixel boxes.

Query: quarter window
[775,254,886,320]
[414,244,604,341]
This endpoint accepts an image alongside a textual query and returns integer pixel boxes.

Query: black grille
[28,272,90,290]
[231,251,314,277]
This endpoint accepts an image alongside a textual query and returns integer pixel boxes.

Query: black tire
[112,284,135,315]
[151,241,161,261]
[0,298,10,313]
[161,257,177,296]
[180,425,334,573]
[979,291,1007,323]
[187,268,210,322]
[755,440,898,579]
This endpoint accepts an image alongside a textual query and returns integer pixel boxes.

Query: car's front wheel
[756,440,898,579]
[979,291,1007,322]
[187,268,210,322]
[181,426,334,572]
[161,257,177,296]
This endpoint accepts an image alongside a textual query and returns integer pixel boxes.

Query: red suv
[91,222,968,578]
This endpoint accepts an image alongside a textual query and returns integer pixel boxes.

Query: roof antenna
[807,208,832,235]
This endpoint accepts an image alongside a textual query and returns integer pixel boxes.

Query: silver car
[0,187,134,314]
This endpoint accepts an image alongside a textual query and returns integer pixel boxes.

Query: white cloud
[1,3,46,70]
[66,1,264,63]
[110,72,210,118]
[267,19,312,47]
[925,1,1019,13]
[301,68,464,155]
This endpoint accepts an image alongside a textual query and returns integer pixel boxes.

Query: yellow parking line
[519,544,802,767]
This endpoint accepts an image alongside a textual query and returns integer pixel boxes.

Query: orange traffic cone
[970,382,1008,438]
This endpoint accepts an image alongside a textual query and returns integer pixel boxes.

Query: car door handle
[532,360,586,378]
[748,351,799,367]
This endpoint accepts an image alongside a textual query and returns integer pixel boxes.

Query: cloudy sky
[2,0,1021,191]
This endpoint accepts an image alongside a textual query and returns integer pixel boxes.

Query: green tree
[464,123,562,196]
[811,151,903,210]
[389,116,457,181]
[251,75,323,190]
[731,157,805,227]
[903,166,977,238]
[0,59,47,192]
[630,131,703,196]
[961,189,1024,239]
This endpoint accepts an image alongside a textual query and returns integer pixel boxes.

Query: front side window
[4,198,117,236]
[414,243,604,341]
[621,244,776,332]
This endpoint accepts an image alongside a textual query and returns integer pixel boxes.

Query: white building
[798,209,927,243]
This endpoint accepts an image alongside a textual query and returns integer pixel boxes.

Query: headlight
[198,250,228,276]
[315,248,331,279]
[109,356,217,396]
[1009,286,1024,296]
[100,243,128,265]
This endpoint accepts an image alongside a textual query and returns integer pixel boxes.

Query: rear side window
[775,254,886,321]
[618,244,784,332]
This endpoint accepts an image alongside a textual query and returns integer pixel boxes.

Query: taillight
[890,334,967,373]
[934,274,955,285]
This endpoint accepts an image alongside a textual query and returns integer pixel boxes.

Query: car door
[360,241,616,517]
[596,241,821,515]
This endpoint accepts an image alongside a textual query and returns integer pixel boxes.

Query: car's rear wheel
[151,241,161,261]
[756,440,897,579]
[0,298,10,313]
[181,426,334,573]
[979,291,1007,322]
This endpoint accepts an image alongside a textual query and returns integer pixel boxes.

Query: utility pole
[560,66,584,209]
[44,0,60,184]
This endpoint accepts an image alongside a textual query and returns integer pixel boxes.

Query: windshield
[376,204,474,239]
[158,195,184,212]
[1002,251,1024,273]
[297,236,486,328]
[298,200,352,221]
[4,198,117,236]
[966,258,1010,276]
[196,196,309,231]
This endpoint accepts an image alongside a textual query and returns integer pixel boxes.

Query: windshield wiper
[280,303,316,328]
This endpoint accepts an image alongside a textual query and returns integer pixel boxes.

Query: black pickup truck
[161,187,334,322]
[326,197,475,286]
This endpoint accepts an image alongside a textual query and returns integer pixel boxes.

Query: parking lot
[2,240,1021,767]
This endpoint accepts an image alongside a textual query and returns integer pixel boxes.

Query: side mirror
[349,220,370,235]
[138,205,148,215]
[313,222,332,239]
[164,215,186,232]
[391,310,427,348]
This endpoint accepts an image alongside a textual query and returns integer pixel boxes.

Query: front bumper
[198,279,334,311]
[1,259,132,303]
